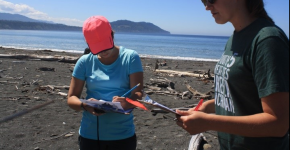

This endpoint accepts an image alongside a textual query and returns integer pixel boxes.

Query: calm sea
[0,30,229,62]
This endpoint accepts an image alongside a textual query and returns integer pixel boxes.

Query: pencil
[121,83,140,97]
[194,99,204,111]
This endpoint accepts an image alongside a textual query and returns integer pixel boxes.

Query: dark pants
[78,134,137,150]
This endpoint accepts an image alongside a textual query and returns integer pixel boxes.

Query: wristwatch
[81,102,87,111]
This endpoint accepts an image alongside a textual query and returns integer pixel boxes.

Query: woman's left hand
[112,96,136,110]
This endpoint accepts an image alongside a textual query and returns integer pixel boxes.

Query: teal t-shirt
[72,46,143,141]
[214,18,289,150]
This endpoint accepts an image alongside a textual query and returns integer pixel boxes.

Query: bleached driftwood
[147,86,162,91]
[40,85,70,90]
[37,85,68,97]
[186,84,211,99]
[188,133,206,150]
[155,69,214,79]
[0,81,19,84]
[0,54,79,63]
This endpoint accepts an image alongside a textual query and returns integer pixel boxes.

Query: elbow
[271,119,289,137]
[275,124,289,137]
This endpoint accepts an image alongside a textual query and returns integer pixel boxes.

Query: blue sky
[0,0,289,36]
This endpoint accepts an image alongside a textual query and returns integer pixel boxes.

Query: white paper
[142,95,179,115]
[80,99,133,114]
[80,99,124,110]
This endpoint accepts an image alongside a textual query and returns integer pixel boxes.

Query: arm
[113,72,144,110]
[177,92,289,137]
[67,77,84,111]
[129,72,143,100]
[67,77,98,114]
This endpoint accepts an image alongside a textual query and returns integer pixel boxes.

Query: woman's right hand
[83,98,105,116]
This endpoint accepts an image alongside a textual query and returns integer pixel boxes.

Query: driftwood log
[39,85,70,90]
[186,84,212,99]
[144,78,193,99]
[0,54,79,63]
[188,133,207,150]
[37,85,69,96]
[155,69,214,79]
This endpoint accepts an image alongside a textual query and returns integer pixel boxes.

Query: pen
[194,99,204,111]
[121,83,141,97]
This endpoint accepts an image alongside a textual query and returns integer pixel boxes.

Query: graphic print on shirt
[214,54,235,113]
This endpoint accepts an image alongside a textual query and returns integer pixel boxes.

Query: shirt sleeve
[72,55,87,81]
[129,51,143,75]
[253,35,289,98]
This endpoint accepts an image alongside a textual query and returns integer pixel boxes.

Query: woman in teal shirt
[67,16,143,150]
[176,0,289,150]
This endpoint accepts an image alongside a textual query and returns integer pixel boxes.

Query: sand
[0,47,220,150]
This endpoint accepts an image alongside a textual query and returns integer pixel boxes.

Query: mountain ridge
[0,13,170,34]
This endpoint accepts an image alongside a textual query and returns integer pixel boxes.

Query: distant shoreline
[0,29,231,38]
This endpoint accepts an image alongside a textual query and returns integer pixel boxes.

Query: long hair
[246,0,274,24]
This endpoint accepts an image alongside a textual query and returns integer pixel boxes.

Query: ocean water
[0,30,229,62]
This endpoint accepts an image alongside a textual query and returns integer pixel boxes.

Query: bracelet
[81,102,87,111]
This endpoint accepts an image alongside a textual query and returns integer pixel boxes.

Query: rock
[203,144,212,149]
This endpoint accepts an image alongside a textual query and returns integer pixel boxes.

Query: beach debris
[0,95,29,101]
[186,84,212,99]
[64,133,74,137]
[154,60,159,71]
[31,79,39,85]
[203,144,212,149]
[188,133,207,150]
[182,91,191,100]
[155,69,214,79]
[144,78,195,99]
[149,78,174,88]
[159,60,167,66]
[36,67,55,72]
[0,100,54,124]
[58,92,68,97]
[0,53,79,63]
[12,61,26,63]
[40,85,70,90]
[36,85,69,97]
[33,131,74,144]
[34,147,40,150]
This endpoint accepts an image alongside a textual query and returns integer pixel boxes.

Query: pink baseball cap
[83,16,114,55]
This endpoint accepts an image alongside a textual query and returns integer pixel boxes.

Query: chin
[215,19,228,25]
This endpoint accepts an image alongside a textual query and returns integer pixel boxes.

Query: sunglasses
[201,0,216,6]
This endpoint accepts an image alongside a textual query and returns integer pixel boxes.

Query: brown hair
[111,30,115,40]
[246,0,274,24]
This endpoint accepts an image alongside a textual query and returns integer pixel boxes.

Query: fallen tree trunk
[40,85,70,90]
[0,54,79,63]
[156,69,213,78]
[186,84,212,99]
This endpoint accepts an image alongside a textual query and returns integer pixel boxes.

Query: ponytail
[246,0,274,24]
